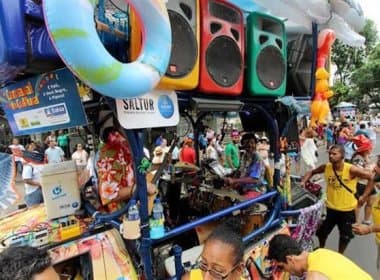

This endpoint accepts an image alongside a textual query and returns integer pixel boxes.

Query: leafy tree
[351,43,380,110]
[331,19,378,106]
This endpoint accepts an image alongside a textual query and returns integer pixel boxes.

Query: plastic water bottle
[122,200,141,240]
[128,200,140,221]
[150,198,165,239]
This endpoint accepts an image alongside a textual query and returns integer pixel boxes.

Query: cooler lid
[40,161,77,176]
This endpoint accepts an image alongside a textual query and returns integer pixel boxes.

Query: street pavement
[316,140,379,279]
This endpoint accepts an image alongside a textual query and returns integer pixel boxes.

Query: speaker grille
[256,45,285,90]
[166,10,198,78]
[206,36,242,87]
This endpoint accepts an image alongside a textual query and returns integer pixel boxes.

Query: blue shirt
[45,147,64,163]
[325,128,334,141]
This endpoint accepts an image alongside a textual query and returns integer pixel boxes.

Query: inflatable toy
[43,0,172,99]
[325,13,365,47]
[310,68,333,127]
[310,28,336,127]
[0,0,60,84]
[317,29,336,69]
[0,153,18,209]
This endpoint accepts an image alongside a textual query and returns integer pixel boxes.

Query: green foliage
[331,81,349,107]
[331,19,379,111]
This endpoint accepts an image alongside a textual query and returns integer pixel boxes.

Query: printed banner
[0,68,88,136]
[116,90,179,129]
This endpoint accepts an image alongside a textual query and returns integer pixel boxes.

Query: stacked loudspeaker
[129,1,287,97]
[246,12,287,97]
[198,0,244,95]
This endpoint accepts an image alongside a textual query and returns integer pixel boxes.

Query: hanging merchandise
[310,29,336,127]
[43,0,172,99]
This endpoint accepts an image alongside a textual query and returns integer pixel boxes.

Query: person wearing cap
[224,130,240,170]
[224,133,269,195]
[179,136,196,165]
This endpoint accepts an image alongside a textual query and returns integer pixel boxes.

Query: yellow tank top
[308,249,372,279]
[324,162,358,211]
[372,196,380,244]
[189,269,245,280]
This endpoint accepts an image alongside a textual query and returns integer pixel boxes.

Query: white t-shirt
[206,146,218,160]
[9,144,25,162]
[365,127,376,142]
[22,164,43,195]
[72,150,88,167]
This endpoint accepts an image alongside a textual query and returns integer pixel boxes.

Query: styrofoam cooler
[40,161,81,220]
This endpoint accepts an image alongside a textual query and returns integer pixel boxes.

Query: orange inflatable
[310,29,336,127]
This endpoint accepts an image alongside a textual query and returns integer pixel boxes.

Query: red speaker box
[198,0,244,96]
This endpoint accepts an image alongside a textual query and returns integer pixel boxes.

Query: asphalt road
[315,139,379,279]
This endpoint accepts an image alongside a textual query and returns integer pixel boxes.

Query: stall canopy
[334,101,357,108]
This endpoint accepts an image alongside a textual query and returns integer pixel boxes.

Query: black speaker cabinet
[287,34,314,97]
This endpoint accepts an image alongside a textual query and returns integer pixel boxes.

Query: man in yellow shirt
[301,144,374,253]
[268,234,372,279]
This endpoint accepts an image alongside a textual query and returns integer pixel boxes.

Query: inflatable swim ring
[43,0,172,99]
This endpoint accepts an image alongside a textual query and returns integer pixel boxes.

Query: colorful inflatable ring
[43,0,172,99]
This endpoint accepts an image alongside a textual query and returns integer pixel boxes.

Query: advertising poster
[116,90,179,129]
[0,68,87,136]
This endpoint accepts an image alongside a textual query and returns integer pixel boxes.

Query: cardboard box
[40,161,81,220]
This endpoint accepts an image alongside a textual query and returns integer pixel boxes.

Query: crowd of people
[3,116,380,279]
[7,130,89,208]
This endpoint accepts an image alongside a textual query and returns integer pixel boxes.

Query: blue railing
[152,191,278,245]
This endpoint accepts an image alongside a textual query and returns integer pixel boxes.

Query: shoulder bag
[332,167,359,200]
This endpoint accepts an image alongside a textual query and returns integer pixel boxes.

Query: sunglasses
[198,258,240,280]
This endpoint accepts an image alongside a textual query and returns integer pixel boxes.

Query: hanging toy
[310,29,336,127]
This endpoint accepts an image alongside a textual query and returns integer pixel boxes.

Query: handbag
[332,167,359,200]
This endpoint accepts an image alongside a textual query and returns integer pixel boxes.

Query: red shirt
[180,146,196,164]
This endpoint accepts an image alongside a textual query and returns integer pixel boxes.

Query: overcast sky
[359,0,380,31]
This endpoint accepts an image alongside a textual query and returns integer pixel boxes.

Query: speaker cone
[256,45,285,90]
[205,36,242,87]
[166,10,198,78]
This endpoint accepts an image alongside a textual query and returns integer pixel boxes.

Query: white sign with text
[116,90,179,129]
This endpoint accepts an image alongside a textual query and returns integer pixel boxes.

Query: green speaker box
[246,12,287,97]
